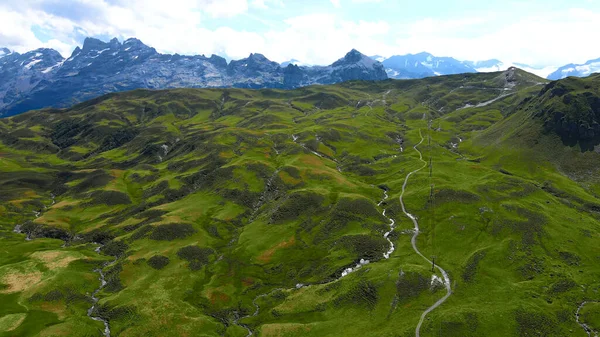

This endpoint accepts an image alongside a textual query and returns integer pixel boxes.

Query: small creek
[87,244,112,337]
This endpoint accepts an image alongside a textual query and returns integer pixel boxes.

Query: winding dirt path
[398,130,452,337]
[235,128,451,336]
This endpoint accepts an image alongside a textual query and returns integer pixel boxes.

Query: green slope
[1,69,599,337]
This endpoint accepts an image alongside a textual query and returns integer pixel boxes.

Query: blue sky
[1,0,600,67]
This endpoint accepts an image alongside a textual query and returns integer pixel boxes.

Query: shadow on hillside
[559,134,600,152]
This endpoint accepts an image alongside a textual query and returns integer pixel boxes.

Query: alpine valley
[2,49,600,337]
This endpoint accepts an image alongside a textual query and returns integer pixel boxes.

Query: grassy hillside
[1,69,599,337]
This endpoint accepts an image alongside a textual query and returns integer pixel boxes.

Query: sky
[1,0,600,67]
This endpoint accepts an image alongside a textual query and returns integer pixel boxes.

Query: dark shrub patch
[101,240,129,257]
[334,198,381,218]
[271,192,325,222]
[439,312,479,337]
[19,222,71,241]
[558,251,580,266]
[221,189,261,208]
[80,231,115,245]
[147,255,170,270]
[436,189,481,204]
[492,206,547,247]
[130,225,154,241]
[95,303,138,322]
[43,289,64,302]
[97,128,139,153]
[87,190,131,206]
[462,251,486,283]
[518,256,545,280]
[318,198,383,237]
[177,245,215,270]
[550,278,577,294]
[282,166,301,180]
[104,263,124,292]
[334,280,379,310]
[515,309,559,337]
[346,164,377,176]
[134,209,169,219]
[149,223,196,241]
[339,235,388,261]
[142,181,169,199]
[396,271,429,302]
[71,170,113,194]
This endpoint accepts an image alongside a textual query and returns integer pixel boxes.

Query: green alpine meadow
[1,68,600,337]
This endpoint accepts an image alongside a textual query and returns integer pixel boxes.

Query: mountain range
[547,57,600,80]
[2,37,600,117]
[372,53,560,79]
[0,38,386,117]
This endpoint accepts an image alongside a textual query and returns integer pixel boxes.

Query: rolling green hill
[1,69,599,337]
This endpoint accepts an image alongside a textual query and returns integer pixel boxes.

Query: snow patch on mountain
[370,55,386,63]
[548,57,600,80]
[23,59,42,69]
[0,38,388,117]
[281,59,312,67]
[472,60,557,78]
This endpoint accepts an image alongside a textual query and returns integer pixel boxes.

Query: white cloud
[392,8,600,67]
[1,1,600,68]
[0,0,394,65]
[251,0,284,9]
[203,0,248,18]
[330,0,341,8]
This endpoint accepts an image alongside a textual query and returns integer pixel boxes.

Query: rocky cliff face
[0,39,387,117]
[523,74,600,150]
[283,49,388,88]
[0,48,64,113]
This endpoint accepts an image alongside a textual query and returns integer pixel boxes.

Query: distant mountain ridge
[0,38,386,117]
[370,53,559,79]
[380,52,476,79]
[3,37,600,116]
[547,57,600,80]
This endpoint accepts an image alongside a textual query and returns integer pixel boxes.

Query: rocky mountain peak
[228,53,280,75]
[123,38,149,49]
[414,51,433,58]
[331,49,378,69]
[121,38,156,57]
[26,48,63,58]
[0,37,389,117]
[342,49,366,63]
[208,54,228,68]
[0,47,11,58]
[82,37,113,53]
[248,53,268,61]
[67,46,82,60]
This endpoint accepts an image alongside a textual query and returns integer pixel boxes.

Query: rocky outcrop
[530,76,600,150]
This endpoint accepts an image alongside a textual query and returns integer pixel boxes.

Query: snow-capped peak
[547,57,600,80]
[471,59,558,78]
[369,55,387,63]
[281,59,312,67]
